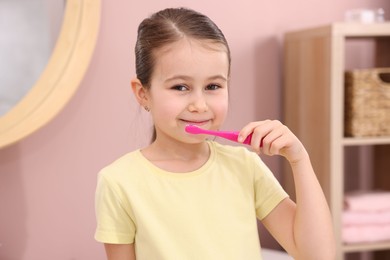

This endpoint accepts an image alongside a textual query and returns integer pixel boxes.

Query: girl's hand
[238,120,308,164]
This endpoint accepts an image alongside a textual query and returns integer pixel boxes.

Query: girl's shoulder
[209,141,273,186]
[98,149,144,179]
[210,140,259,161]
[209,141,266,172]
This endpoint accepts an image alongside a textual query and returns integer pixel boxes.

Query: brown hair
[134,7,231,141]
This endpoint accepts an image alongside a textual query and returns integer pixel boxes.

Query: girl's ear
[131,78,149,107]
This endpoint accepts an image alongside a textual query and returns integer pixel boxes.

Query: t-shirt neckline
[135,141,216,178]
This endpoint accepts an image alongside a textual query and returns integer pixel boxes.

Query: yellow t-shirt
[95,141,288,259]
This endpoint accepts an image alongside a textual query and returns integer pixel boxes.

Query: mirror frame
[0,0,101,148]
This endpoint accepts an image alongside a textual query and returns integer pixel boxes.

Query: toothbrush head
[185,124,203,134]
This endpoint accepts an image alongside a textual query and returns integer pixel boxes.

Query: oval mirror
[0,0,101,148]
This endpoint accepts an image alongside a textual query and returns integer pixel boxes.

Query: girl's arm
[104,243,136,260]
[239,120,336,260]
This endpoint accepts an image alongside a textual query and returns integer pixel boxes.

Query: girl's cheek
[215,102,229,119]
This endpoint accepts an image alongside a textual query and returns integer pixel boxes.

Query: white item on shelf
[344,191,390,212]
[344,8,385,23]
[343,209,390,226]
[343,224,390,244]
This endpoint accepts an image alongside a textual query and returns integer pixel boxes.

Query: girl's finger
[262,130,284,155]
[238,121,269,143]
[262,123,289,151]
[249,121,275,152]
[268,134,290,156]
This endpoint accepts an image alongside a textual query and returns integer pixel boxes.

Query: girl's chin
[184,135,208,144]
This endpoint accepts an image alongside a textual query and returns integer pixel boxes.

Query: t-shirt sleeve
[94,170,136,244]
[251,154,289,220]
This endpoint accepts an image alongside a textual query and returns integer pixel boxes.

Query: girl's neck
[140,139,211,173]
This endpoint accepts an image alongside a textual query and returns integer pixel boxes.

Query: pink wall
[0,1,389,259]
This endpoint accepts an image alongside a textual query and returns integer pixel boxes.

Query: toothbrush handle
[241,133,263,147]
[220,131,252,145]
[187,126,261,147]
[242,134,252,145]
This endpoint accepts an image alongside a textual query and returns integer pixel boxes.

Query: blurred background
[0,0,389,259]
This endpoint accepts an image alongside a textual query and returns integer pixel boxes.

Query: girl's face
[146,38,229,144]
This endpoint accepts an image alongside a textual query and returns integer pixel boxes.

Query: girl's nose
[188,94,208,113]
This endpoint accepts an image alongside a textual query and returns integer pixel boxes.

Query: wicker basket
[344,68,390,137]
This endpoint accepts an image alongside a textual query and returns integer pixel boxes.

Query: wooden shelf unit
[283,22,390,260]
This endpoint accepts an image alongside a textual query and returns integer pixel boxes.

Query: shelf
[333,22,390,37]
[343,240,390,253]
[285,22,390,40]
[284,22,390,260]
[343,137,390,146]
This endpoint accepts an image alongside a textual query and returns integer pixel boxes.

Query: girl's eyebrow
[208,75,228,82]
[165,75,192,83]
[165,74,228,83]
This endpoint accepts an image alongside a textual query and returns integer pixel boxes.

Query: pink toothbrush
[185,125,253,145]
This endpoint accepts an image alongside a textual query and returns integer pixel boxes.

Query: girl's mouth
[180,119,210,126]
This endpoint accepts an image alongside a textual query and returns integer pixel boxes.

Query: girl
[95,7,335,260]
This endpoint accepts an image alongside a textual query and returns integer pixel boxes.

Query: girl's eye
[205,84,221,90]
[171,85,188,91]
